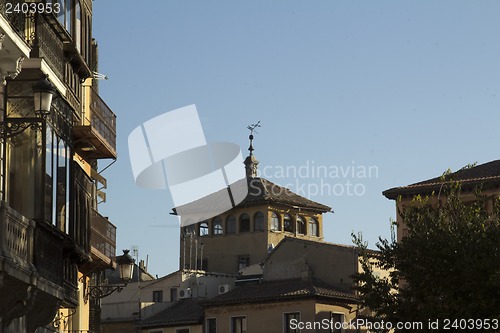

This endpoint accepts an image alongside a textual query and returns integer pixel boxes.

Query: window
[176,329,190,333]
[149,330,163,333]
[231,316,247,333]
[239,213,250,233]
[270,212,281,231]
[206,318,217,333]
[152,290,163,302]
[238,256,250,271]
[199,221,209,236]
[284,312,300,333]
[75,0,82,52]
[308,217,319,236]
[213,216,223,235]
[226,215,236,234]
[254,212,265,231]
[284,214,293,232]
[297,216,306,235]
[330,312,345,333]
[170,288,177,301]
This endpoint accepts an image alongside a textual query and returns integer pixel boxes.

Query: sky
[92,1,500,277]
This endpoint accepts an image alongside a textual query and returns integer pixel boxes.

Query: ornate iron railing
[33,222,64,287]
[35,13,64,81]
[0,0,33,45]
[90,209,116,260]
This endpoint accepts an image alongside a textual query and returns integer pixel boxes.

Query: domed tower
[178,123,332,275]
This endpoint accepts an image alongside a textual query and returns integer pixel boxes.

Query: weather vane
[247,121,261,135]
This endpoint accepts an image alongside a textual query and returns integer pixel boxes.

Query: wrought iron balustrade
[33,222,64,287]
[0,0,32,45]
[90,209,116,261]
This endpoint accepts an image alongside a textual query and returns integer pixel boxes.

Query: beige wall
[264,240,358,290]
[205,299,316,333]
[204,299,357,333]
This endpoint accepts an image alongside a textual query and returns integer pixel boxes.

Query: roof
[140,299,203,328]
[243,178,332,212]
[203,278,358,307]
[173,177,332,216]
[264,236,361,263]
[383,160,500,200]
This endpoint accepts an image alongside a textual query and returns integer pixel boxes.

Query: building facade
[0,1,118,332]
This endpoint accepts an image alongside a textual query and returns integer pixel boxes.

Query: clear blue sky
[92,1,500,277]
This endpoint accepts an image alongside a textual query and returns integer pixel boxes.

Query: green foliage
[352,182,500,333]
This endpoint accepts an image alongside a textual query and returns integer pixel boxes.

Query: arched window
[254,212,265,231]
[297,216,306,235]
[226,215,236,234]
[199,221,209,237]
[284,214,293,232]
[212,216,223,235]
[270,212,280,231]
[239,213,250,233]
[308,217,319,236]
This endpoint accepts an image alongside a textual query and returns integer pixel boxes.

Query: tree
[352,181,500,333]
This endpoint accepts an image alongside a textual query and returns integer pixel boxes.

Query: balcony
[0,201,34,277]
[90,209,117,268]
[74,86,117,159]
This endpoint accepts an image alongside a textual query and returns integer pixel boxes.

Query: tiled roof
[243,178,332,212]
[383,160,500,200]
[203,278,358,306]
[140,299,203,328]
[173,177,332,215]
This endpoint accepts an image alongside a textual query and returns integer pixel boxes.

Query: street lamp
[32,75,56,117]
[85,249,136,300]
[116,249,135,283]
[1,75,56,138]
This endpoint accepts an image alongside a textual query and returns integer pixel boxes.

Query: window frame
[206,317,217,333]
[212,216,223,235]
[330,312,345,333]
[308,217,319,237]
[199,221,209,237]
[283,311,301,333]
[239,213,251,233]
[254,211,265,231]
[226,215,236,234]
[230,315,247,333]
[152,290,163,302]
[297,216,306,235]
[284,213,293,233]
[270,212,281,231]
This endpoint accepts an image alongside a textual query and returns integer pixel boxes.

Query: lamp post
[85,249,136,300]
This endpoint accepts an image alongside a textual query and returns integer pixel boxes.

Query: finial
[246,121,261,156]
[245,121,261,178]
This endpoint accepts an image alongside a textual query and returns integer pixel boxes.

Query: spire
[244,121,261,178]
